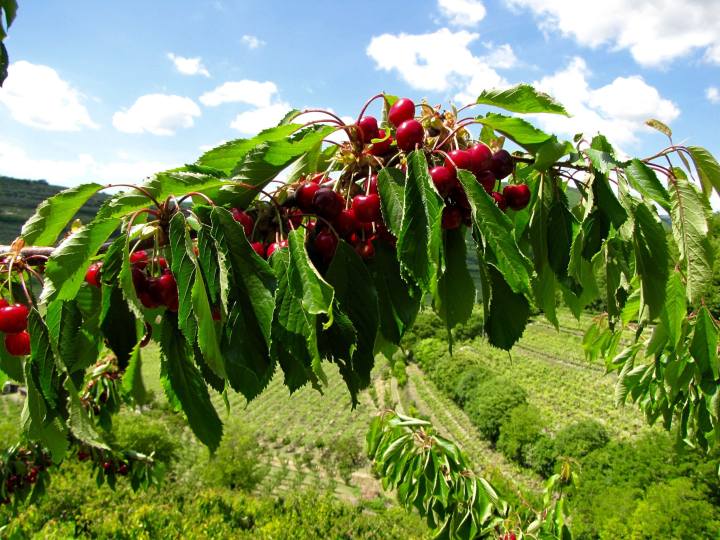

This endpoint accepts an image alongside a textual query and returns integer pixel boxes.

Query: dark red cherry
[286,208,304,229]
[231,208,254,237]
[4,331,30,356]
[476,170,496,193]
[251,242,266,258]
[355,239,375,259]
[357,116,379,144]
[312,188,345,220]
[0,299,7,309]
[154,257,168,270]
[441,206,463,230]
[365,174,379,195]
[388,98,415,127]
[85,263,102,288]
[0,304,29,334]
[130,250,148,269]
[491,191,508,211]
[352,194,382,223]
[333,208,359,237]
[117,463,129,476]
[430,166,457,197]
[491,149,514,179]
[503,184,531,211]
[396,119,424,152]
[296,182,321,211]
[314,230,338,261]
[445,149,473,173]
[369,129,393,156]
[468,143,493,172]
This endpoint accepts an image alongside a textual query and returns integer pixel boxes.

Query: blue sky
[1,0,718,198]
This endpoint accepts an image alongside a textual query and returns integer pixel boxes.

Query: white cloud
[0,141,172,187]
[199,80,278,107]
[366,28,513,103]
[167,53,210,77]
[230,103,292,135]
[504,0,720,67]
[529,57,680,147]
[706,86,720,104]
[0,61,98,131]
[437,0,486,27]
[113,94,201,136]
[241,35,265,49]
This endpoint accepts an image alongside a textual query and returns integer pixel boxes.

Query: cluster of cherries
[85,251,179,311]
[77,447,130,477]
[0,445,51,505]
[81,363,122,417]
[0,300,30,357]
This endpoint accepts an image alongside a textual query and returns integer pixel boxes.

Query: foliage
[497,404,545,465]
[525,435,557,478]
[465,378,527,443]
[553,420,609,460]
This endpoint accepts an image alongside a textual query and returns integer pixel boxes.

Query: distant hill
[0,176,109,245]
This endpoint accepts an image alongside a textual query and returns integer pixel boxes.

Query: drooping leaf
[65,378,108,449]
[287,227,335,326]
[632,203,669,319]
[592,172,627,229]
[645,119,672,138]
[159,314,222,452]
[547,198,576,280]
[688,146,720,198]
[121,342,148,404]
[326,240,380,399]
[691,307,719,380]
[533,138,574,171]
[475,113,553,153]
[21,183,103,246]
[377,167,405,236]
[484,266,530,350]
[457,170,532,294]
[475,84,569,116]
[436,227,475,333]
[669,174,714,305]
[397,150,444,295]
[661,271,687,349]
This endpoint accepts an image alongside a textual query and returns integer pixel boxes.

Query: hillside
[0,176,108,244]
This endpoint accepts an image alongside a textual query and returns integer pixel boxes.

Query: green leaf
[159,314,222,452]
[475,84,569,116]
[65,378,108,449]
[397,150,444,295]
[367,241,420,345]
[269,249,321,392]
[326,240,380,399]
[592,172,627,229]
[547,199,576,280]
[0,42,7,86]
[457,170,532,294]
[691,307,719,380]
[41,218,121,303]
[0,346,22,381]
[669,174,714,305]
[21,183,103,246]
[661,272,687,349]
[475,113,553,153]
[533,265,559,329]
[688,146,720,198]
[632,203,669,319]
[287,227,334,326]
[533,138,573,171]
[27,310,59,408]
[121,343,149,404]
[169,213,199,344]
[377,167,405,236]
[436,227,475,332]
[645,119,672,138]
[625,159,671,212]
[484,266,530,350]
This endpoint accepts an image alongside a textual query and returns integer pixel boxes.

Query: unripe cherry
[388,98,415,127]
[396,119,424,152]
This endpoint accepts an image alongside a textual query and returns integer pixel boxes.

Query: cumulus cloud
[230,103,292,135]
[0,61,98,131]
[241,35,265,49]
[367,28,514,103]
[167,53,210,77]
[437,0,486,27]
[113,94,201,136]
[529,57,680,147]
[706,87,720,104]
[504,0,720,67]
[200,80,278,108]
[0,141,172,187]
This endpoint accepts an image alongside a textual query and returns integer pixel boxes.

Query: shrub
[496,404,545,465]
[322,434,366,483]
[465,377,527,443]
[110,410,179,465]
[203,419,268,491]
[554,420,609,459]
[453,366,492,406]
[392,357,408,388]
[525,434,557,477]
[452,309,484,342]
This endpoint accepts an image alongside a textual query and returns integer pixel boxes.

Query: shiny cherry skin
[231,208,254,237]
[312,188,345,220]
[129,250,148,269]
[441,206,463,230]
[0,304,29,334]
[468,143,493,172]
[369,129,393,156]
[4,331,30,356]
[357,116,379,144]
[476,170,496,193]
[333,208,360,237]
[388,98,415,127]
[396,119,424,152]
[266,240,288,259]
[352,194,382,223]
[296,182,321,211]
[355,239,375,259]
[491,149,514,179]
[85,262,102,288]
[314,230,338,261]
[491,191,508,211]
[251,242,266,258]
[158,272,179,312]
[503,184,531,211]
[430,166,457,197]
[445,149,473,173]
[365,174,378,195]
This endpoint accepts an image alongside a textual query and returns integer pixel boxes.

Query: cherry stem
[299,109,348,127]
[356,93,389,124]
[178,192,216,207]
[297,213,340,240]
[434,120,481,151]
[17,271,33,307]
[104,184,161,209]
